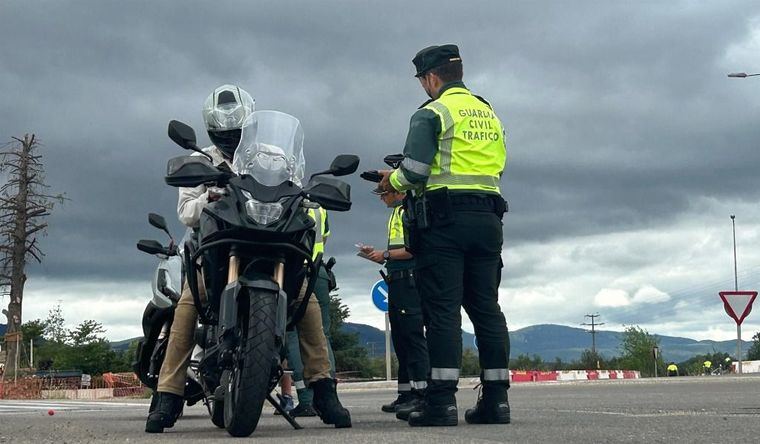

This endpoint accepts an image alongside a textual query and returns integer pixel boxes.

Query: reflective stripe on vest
[387,206,405,249]
[423,87,506,193]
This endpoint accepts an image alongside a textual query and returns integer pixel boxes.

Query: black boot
[408,403,458,427]
[145,392,184,433]
[395,391,425,421]
[311,378,352,428]
[382,392,412,413]
[465,385,510,425]
[290,403,318,417]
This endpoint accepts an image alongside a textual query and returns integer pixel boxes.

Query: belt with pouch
[449,193,507,214]
[387,268,415,283]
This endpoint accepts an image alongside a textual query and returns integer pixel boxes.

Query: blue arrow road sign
[371,279,389,312]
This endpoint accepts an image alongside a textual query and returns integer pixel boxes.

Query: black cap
[413,44,461,77]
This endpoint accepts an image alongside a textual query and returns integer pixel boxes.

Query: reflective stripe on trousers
[411,380,428,390]
[431,367,460,381]
[483,368,509,382]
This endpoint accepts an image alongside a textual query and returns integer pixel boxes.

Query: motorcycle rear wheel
[224,290,278,437]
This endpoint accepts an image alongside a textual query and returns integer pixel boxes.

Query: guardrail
[511,369,641,383]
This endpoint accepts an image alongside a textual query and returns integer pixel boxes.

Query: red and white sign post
[719,291,757,374]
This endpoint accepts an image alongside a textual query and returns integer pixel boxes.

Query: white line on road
[0,400,147,415]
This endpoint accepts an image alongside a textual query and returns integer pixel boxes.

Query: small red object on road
[48,409,55,416]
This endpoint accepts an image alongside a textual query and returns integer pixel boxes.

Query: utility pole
[581,313,605,355]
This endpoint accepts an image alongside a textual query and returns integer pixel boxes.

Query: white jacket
[176,146,233,227]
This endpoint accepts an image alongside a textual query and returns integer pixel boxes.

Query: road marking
[554,408,760,417]
[0,400,147,415]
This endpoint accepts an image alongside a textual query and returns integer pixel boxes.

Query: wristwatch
[382,250,390,261]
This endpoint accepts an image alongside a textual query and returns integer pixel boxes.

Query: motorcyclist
[146,84,351,433]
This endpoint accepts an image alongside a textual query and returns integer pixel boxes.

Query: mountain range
[4,322,753,363]
[345,322,752,363]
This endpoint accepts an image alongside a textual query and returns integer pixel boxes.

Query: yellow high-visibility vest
[387,205,405,250]
[423,87,507,194]
[308,207,329,260]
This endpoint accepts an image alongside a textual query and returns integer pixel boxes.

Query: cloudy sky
[2,1,760,347]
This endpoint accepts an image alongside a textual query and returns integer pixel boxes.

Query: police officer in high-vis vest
[380,44,510,427]
[361,187,429,414]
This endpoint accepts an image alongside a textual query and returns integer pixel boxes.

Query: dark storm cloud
[2,0,760,285]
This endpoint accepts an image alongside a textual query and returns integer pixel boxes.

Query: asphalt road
[1,375,759,443]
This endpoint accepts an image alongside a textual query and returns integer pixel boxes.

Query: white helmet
[202,84,255,158]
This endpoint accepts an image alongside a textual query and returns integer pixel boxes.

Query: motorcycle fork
[273,261,285,288]
[228,255,240,284]
[218,254,241,367]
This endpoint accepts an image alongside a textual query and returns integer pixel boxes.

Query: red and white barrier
[509,369,640,383]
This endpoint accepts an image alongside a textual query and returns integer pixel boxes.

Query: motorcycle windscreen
[233,110,305,187]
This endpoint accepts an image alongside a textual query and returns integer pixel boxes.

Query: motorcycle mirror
[328,154,360,177]
[148,213,167,231]
[308,154,360,181]
[136,239,168,256]
[148,213,174,242]
[168,120,196,149]
[168,120,213,162]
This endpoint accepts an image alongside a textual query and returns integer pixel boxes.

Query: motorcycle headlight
[244,197,284,224]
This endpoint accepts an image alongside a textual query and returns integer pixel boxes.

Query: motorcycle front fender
[218,277,281,341]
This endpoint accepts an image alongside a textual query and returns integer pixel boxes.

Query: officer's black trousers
[416,210,510,405]
[388,275,429,392]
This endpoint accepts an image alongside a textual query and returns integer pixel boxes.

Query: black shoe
[465,387,510,424]
[382,392,412,413]
[290,403,318,417]
[408,403,458,427]
[311,378,352,428]
[145,392,184,433]
[395,395,425,421]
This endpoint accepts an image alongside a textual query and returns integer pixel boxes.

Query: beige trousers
[157,276,331,396]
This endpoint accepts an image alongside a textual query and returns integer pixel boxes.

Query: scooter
[134,213,206,413]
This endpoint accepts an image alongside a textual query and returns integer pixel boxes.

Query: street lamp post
[728,72,760,78]
[731,215,738,292]
[730,214,742,373]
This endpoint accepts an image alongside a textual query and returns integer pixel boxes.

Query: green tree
[748,332,760,360]
[328,294,371,376]
[549,357,566,371]
[510,353,545,371]
[54,320,120,375]
[27,307,129,375]
[68,320,105,346]
[618,325,662,377]
[461,348,480,376]
[43,303,67,343]
[20,319,46,344]
[578,349,605,370]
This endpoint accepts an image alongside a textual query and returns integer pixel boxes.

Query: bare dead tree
[0,134,65,377]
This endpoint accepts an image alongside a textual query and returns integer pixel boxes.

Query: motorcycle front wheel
[224,290,278,437]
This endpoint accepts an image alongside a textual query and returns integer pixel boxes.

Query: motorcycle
[163,110,358,437]
[134,214,207,413]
